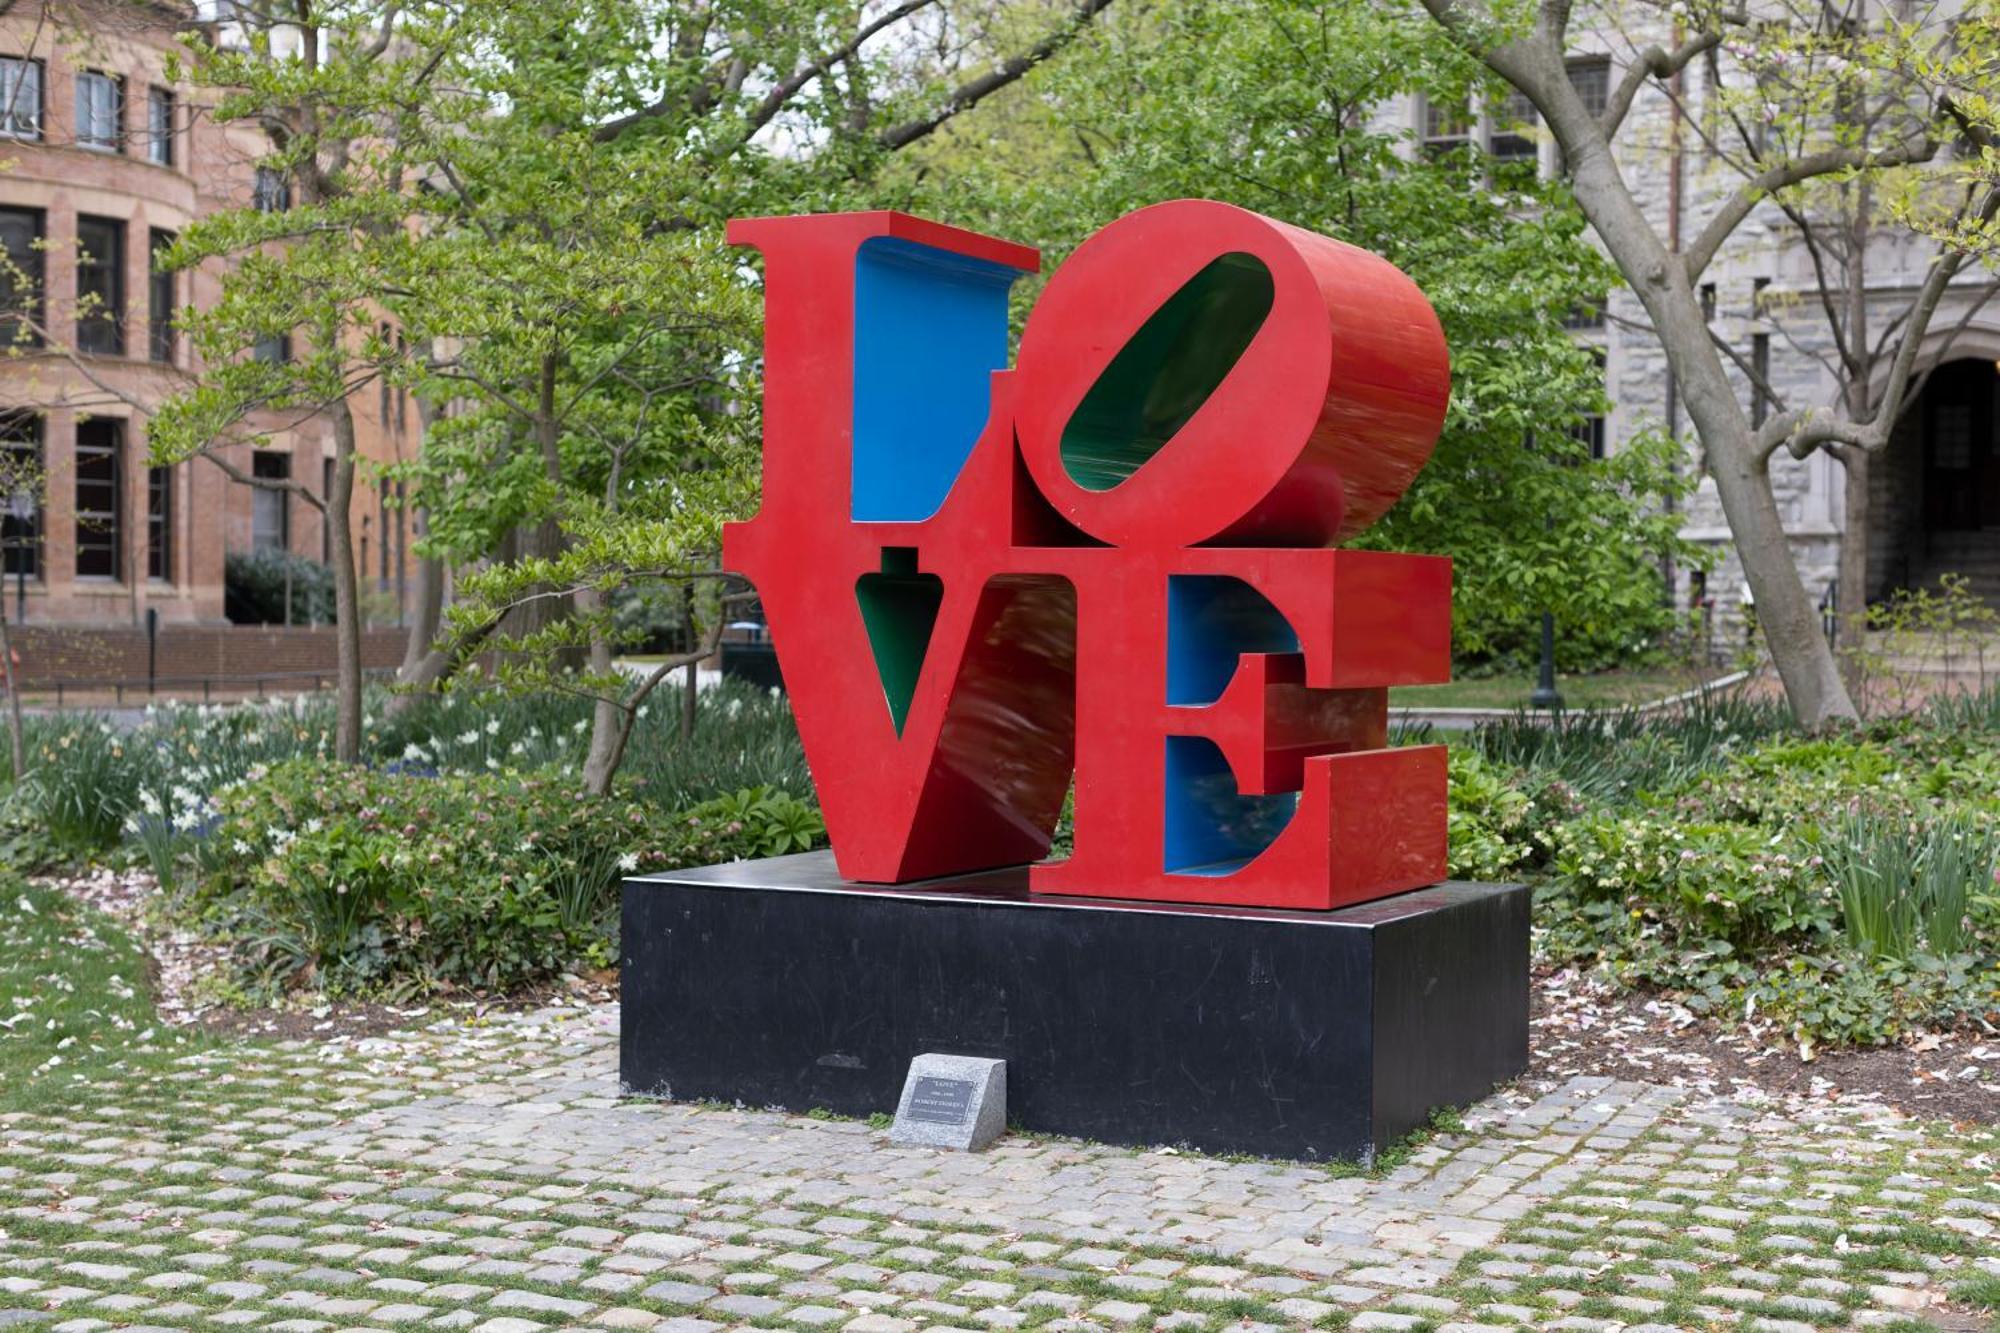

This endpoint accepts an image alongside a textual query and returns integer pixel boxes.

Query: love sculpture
[621,201,1529,1162]
[724,199,1454,909]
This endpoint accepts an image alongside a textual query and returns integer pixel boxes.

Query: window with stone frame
[74,418,123,579]
[0,206,44,348]
[146,85,173,166]
[148,228,176,362]
[147,462,173,581]
[0,411,41,579]
[1420,95,1474,156]
[1488,87,1539,165]
[75,70,122,151]
[1558,56,1611,174]
[1566,56,1610,119]
[253,165,291,212]
[251,450,290,552]
[0,57,42,139]
[75,215,125,355]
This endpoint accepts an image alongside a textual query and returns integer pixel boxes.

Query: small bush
[225,548,338,625]
[196,759,822,998]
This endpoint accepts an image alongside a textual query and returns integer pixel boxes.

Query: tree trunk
[0,599,23,783]
[1560,135,1859,728]
[327,400,364,762]
[1835,443,1871,690]
[579,586,628,797]
[386,505,452,717]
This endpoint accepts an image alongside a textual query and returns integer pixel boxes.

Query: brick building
[1387,21,2000,628]
[0,0,418,630]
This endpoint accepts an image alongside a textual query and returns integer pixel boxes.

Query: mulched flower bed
[1530,963,2000,1125]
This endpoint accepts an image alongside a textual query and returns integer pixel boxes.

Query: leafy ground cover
[0,681,820,1002]
[1449,690,2000,1048]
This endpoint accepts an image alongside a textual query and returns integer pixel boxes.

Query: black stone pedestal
[620,851,1528,1162]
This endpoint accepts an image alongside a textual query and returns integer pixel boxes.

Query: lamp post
[1529,609,1563,711]
[5,488,32,625]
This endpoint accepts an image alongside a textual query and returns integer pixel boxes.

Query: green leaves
[885,0,1695,668]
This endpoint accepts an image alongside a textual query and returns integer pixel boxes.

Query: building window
[1420,96,1474,156]
[1563,294,1606,330]
[1751,332,1771,428]
[253,332,290,363]
[1567,56,1611,120]
[321,456,333,562]
[0,412,40,578]
[378,477,390,581]
[148,228,175,363]
[147,463,172,581]
[1488,88,1538,164]
[251,450,290,551]
[1700,282,1717,322]
[0,57,41,139]
[395,334,408,431]
[75,71,122,151]
[253,165,290,212]
[75,216,124,355]
[0,206,43,348]
[1570,414,1608,459]
[74,418,123,579]
[146,86,173,166]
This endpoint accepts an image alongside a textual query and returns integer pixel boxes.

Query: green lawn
[0,878,218,1114]
[1390,664,1729,709]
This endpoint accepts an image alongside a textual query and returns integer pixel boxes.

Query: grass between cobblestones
[4,885,1999,1332]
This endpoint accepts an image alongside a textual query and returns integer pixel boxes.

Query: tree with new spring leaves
[153,0,1122,786]
[392,0,1127,795]
[149,0,426,764]
[1412,0,2000,727]
[887,0,1701,668]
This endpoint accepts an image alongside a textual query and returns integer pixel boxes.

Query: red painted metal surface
[723,200,1453,909]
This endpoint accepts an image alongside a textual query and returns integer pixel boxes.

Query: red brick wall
[13,625,408,686]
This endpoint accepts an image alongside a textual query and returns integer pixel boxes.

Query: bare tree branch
[878,0,1119,150]
[1601,28,1729,139]
[1685,138,1938,280]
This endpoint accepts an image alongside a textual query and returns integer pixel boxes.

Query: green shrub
[1446,750,1535,880]
[1541,812,1839,978]
[224,548,337,624]
[197,759,822,998]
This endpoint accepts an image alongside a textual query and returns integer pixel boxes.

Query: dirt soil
[1529,964,2000,1126]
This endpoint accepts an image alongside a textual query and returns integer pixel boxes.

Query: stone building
[0,0,419,629]
[1393,22,2000,632]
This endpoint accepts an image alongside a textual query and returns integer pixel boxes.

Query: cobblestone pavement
[3,1002,1996,1332]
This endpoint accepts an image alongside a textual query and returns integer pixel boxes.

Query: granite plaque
[890,1054,1005,1150]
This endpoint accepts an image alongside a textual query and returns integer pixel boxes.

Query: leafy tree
[887,0,1697,668]
[1412,0,1999,725]
[149,0,422,763]
[145,0,1119,783]
[387,0,1126,794]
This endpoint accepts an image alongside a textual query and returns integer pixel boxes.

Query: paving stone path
[2,1002,1995,1332]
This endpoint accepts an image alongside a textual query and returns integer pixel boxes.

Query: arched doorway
[1875,356,2000,603]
